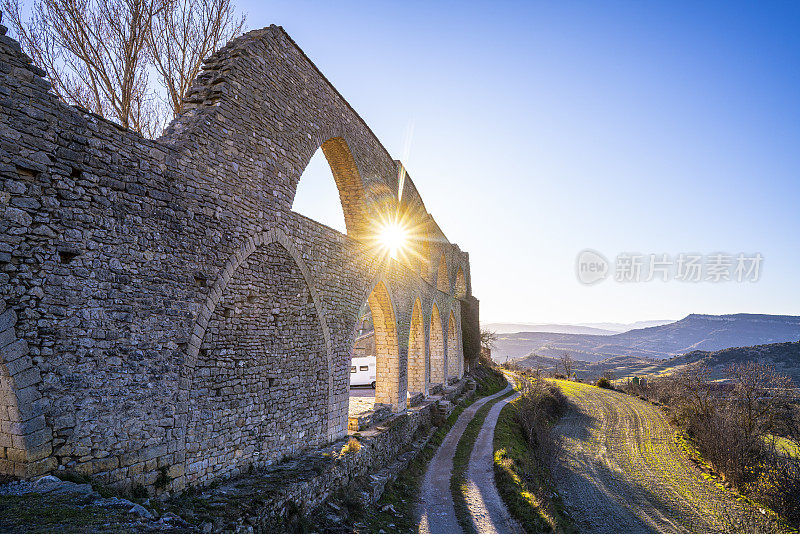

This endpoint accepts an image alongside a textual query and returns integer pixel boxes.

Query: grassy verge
[451,387,516,533]
[357,365,507,533]
[619,383,793,533]
[673,428,793,532]
[493,377,575,534]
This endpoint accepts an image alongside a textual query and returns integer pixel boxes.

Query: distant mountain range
[494,313,800,362]
[483,320,673,335]
[513,341,800,386]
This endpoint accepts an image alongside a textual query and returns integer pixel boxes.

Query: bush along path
[418,378,515,534]
[452,376,522,534]
[493,374,575,534]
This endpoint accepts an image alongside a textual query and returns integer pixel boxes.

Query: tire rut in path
[463,387,523,534]
[418,383,513,534]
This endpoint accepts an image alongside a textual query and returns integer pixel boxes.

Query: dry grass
[340,437,361,455]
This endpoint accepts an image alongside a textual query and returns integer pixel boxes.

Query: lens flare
[378,221,408,259]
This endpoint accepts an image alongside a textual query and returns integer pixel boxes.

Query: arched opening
[436,253,449,293]
[407,299,426,395]
[367,281,403,412]
[291,137,368,238]
[454,267,467,298]
[0,304,48,477]
[447,311,461,380]
[0,367,33,476]
[292,147,347,233]
[348,303,377,417]
[186,241,329,483]
[429,303,445,386]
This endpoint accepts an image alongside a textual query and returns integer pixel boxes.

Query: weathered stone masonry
[0,23,479,492]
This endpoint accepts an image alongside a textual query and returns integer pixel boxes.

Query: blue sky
[246,1,800,324]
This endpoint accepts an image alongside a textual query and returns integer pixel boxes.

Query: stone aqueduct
[0,24,480,491]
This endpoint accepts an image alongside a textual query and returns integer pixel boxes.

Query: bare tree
[148,0,244,117]
[1,0,245,136]
[479,328,497,363]
[669,363,715,421]
[2,0,165,135]
[725,361,794,442]
[480,328,497,351]
[559,351,573,379]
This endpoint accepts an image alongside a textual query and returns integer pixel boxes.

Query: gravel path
[464,387,523,534]
[418,383,514,534]
[552,381,748,534]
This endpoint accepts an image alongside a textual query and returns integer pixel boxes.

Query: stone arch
[292,136,370,238]
[429,303,445,386]
[185,239,330,483]
[447,310,461,380]
[184,228,333,389]
[407,298,426,395]
[454,267,467,298]
[181,228,335,484]
[0,303,49,477]
[367,281,403,412]
[436,253,449,293]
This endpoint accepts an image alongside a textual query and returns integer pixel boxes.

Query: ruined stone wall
[0,22,476,492]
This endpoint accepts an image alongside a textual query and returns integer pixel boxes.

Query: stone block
[6,447,26,463]
[167,463,184,478]
[0,329,14,350]
[12,367,41,390]
[1,339,28,366]
[0,309,16,332]
[92,456,119,472]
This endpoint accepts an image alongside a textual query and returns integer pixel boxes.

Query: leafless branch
[1,0,246,136]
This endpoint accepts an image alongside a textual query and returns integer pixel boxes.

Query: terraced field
[552,381,751,534]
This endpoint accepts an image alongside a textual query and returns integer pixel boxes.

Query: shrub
[154,466,171,489]
[596,377,613,390]
[513,376,568,456]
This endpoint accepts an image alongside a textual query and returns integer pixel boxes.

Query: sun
[378,221,409,259]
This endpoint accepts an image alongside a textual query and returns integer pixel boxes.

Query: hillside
[494,313,800,362]
[666,340,800,383]
[513,341,800,386]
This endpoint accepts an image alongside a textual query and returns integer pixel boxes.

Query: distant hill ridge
[494,313,800,362]
[482,319,673,335]
[684,313,800,324]
[513,341,800,386]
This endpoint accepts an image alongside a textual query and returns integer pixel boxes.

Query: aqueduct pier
[0,24,480,492]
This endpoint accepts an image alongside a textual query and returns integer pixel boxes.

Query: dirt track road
[553,381,747,534]
[464,387,522,534]
[418,384,514,534]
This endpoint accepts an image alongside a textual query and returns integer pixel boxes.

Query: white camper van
[350,355,376,389]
